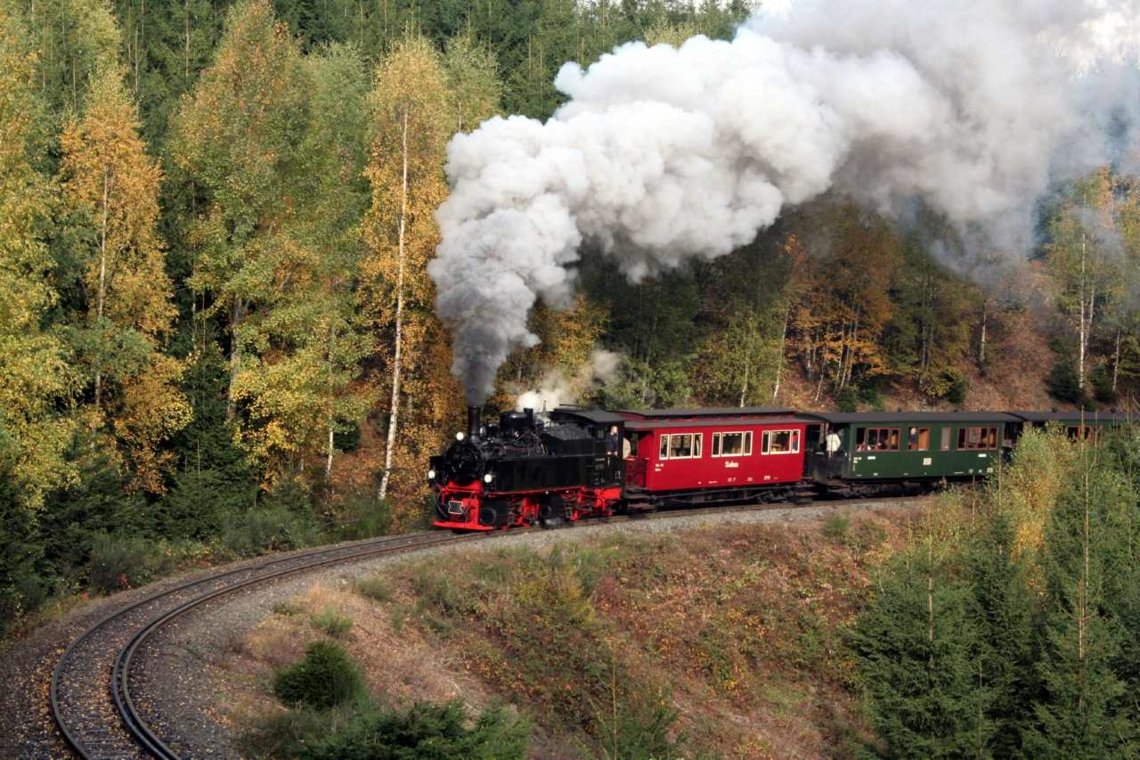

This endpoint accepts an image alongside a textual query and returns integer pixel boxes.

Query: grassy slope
[224,510,917,759]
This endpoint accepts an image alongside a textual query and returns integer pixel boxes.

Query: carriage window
[856,427,900,451]
[761,429,799,455]
[941,427,951,451]
[957,426,998,450]
[907,427,930,451]
[713,431,753,457]
[660,433,703,459]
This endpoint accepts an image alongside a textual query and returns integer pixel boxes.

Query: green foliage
[592,683,681,760]
[857,430,1140,758]
[328,491,393,541]
[835,386,859,412]
[37,439,149,579]
[311,606,353,638]
[1090,363,1118,404]
[1025,454,1138,757]
[86,531,177,593]
[156,468,248,540]
[299,700,529,760]
[0,471,46,631]
[822,512,851,543]
[353,575,393,603]
[1048,357,1084,404]
[852,550,989,759]
[221,503,320,557]
[273,640,365,710]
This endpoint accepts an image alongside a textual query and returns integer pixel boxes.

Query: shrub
[222,505,320,557]
[1047,359,1083,404]
[0,476,46,631]
[155,468,251,541]
[311,606,353,638]
[945,370,969,406]
[87,532,174,593]
[329,491,392,541]
[835,386,859,412]
[1091,363,1118,404]
[303,701,529,760]
[354,575,393,603]
[823,512,851,543]
[273,640,364,710]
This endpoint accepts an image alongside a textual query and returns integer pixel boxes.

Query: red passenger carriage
[619,408,811,509]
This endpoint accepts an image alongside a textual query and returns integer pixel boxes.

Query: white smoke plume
[516,349,622,412]
[430,0,1140,404]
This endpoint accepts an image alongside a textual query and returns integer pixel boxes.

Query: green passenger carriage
[802,412,1021,491]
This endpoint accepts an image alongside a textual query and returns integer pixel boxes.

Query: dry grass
[217,510,916,759]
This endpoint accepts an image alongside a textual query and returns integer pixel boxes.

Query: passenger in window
[791,431,799,452]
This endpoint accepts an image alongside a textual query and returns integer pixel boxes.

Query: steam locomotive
[429,404,1126,531]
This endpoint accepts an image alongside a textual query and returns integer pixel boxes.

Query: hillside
[223,510,913,759]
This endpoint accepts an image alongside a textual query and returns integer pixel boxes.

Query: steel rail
[50,531,481,758]
[50,494,929,758]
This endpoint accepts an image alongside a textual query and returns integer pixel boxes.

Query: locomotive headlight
[456,431,465,441]
[427,468,436,481]
[483,472,494,483]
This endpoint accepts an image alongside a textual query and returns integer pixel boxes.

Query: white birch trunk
[379,110,410,503]
[771,305,789,402]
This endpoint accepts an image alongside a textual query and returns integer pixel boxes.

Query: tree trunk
[226,296,245,421]
[978,298,988,368]
[771,304,789,402]
[1113,327,1121,393]
[326,328,336,480]
[1078,235,1090,392]
[739,318,754,408]
[379,109,410,503]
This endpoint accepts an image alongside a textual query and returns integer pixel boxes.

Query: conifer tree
[1025,453,1138,757]
[21,0,121,122]
[0,0,78,508]
[962,508,1036,757]
[59,64,190,491]
[852,505,989,758]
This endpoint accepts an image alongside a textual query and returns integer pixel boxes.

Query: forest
[2,0,1140,664]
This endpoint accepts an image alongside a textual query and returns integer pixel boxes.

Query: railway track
[49,531,485,759]
[45,495,927,759]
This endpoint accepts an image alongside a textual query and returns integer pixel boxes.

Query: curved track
[46,495,927,759]
[49,531,482,759]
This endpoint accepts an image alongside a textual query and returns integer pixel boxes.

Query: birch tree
[229,43,372,484]
[170,0,309,423]
[1047,170,1118,396]
[60,64,190,491]
[365,35,452,507]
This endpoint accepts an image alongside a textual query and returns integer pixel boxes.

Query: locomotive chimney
[467,406,482,439]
